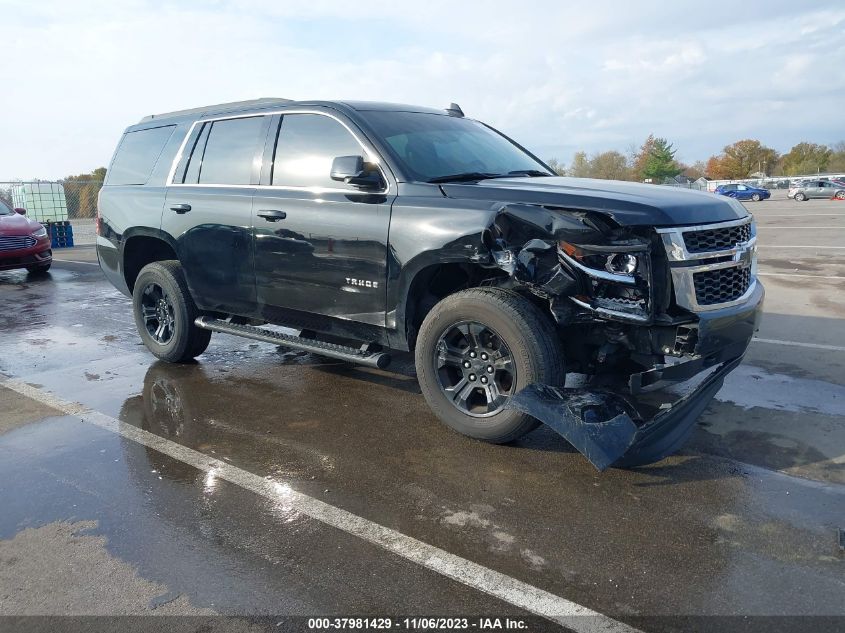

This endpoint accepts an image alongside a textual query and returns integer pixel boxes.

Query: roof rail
[139,98,294,123]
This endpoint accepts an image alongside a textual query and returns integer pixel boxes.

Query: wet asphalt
[0,191,843,632]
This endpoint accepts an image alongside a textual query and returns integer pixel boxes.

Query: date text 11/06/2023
[307,617,530,630]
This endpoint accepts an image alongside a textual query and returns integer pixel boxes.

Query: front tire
[26,262,51,275]
[751,193,761,201]
[132,260,211,363]
[795,192,807,201]
[415,288,564,443]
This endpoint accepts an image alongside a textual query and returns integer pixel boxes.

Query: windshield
[360,111,551,182]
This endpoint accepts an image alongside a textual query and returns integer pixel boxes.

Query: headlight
[605,252,638,275]
[558,240,652,320]
[32,226,47,237]
[558,241,640,282]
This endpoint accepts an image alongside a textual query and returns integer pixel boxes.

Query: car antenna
[445,103,464,118]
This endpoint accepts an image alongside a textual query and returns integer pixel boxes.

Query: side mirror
[14,208,26,215]
[330,155,384,190]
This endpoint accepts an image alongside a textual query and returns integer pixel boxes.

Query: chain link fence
[1,180,103,246]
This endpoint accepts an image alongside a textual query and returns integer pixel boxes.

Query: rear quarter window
[107,125,176,185]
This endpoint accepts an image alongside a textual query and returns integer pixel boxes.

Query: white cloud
[0,0,843,178]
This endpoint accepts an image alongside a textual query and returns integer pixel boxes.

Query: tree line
[62,167,106,218]
[548,137,845,182]
[8,134,845,216]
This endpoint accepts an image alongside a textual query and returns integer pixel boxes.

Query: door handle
[257,209,287,222]
[170,204,192,214]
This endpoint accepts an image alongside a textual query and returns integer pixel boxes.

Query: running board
[194,317,391,369]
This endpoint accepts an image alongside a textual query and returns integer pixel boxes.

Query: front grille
[0,235,37,252]
[693,266,751,306]
[682,223,751,253]
[658,218,756,312]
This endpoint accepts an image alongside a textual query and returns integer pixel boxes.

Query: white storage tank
[11,182,69,223]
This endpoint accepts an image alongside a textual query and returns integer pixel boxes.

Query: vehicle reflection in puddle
[94,359,845,616]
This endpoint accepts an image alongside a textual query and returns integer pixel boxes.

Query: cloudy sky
[2,0,843,179]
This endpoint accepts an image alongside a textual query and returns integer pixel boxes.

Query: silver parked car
[789,179,845,201]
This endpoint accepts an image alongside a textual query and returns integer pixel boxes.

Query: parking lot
[1,190,843,632]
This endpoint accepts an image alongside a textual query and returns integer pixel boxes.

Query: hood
[0,213,41,236]
[441,176,747,227]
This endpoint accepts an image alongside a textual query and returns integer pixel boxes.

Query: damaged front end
[483,205,764,470]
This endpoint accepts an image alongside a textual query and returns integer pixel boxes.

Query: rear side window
[271,114,363,189]
[108,125,176,185]
[187,116,267,185]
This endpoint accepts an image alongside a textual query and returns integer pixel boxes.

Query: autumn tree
[546,157,567,176]
[589,150,629,180]
[682,160,707,180]
[569,151,591,177]
[63,167,107,219]
[559,150,632,180]
[631,134,656,180]
[704,156,725,179]
[708,139,779,179]
[781,142,832,176]
[705,155,730,179]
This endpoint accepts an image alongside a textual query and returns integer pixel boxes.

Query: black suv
[98,98,763,469]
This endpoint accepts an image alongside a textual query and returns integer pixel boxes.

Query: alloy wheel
[434,321,516,417]
[140,282,176,344]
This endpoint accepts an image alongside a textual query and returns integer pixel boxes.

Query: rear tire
[835,191,845,200]
[132,260,211,363]
[795,192,807,201]
[415,288,564,443]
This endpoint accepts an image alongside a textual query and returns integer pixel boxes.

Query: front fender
[386,198,607,349]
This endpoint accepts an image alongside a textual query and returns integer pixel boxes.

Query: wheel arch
[122,230,179,293]
[393,259,509,352]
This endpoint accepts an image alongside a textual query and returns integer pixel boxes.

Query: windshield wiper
[427,170,552,184]
[507,169,553,177]
[427,172,504,184]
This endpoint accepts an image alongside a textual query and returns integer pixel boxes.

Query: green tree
[634,135,681,181]
[827,141,845,173]
[781,142,832,176]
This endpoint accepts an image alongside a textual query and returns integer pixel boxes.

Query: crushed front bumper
[506,282,764,470]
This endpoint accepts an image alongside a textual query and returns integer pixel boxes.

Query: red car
[0,199,52,274]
